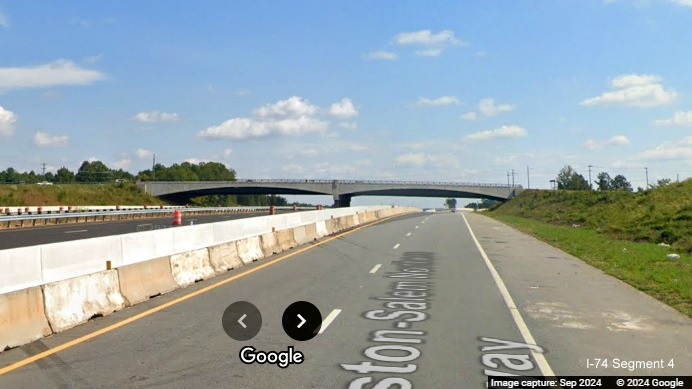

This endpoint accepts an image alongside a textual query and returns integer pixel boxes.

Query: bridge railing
[146,179,516,188]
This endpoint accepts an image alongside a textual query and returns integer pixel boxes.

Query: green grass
[0,183,166,206]
[486,180,692,317]
[490,180,692,254]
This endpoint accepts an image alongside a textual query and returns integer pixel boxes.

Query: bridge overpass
[137,179,523,207]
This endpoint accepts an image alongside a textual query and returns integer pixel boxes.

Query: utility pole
[511,169,516,187]
[588,165,592,190]
[527,165,530,189]
[507,171,510,188]
[645,167,649,188]
[152,154,156,180]
[41,163,46,177]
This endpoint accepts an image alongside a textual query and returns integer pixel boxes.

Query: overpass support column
[333,194,352,208]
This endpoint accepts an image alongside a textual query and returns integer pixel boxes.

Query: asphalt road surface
[0,212,689,388]
[0,211,297,250]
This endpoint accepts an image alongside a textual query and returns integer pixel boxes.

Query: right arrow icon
[297,314,306,329]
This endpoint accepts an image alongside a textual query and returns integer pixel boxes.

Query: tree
[76,160,111,183]
[611,174,633,191]
[444,198,457,209]
[650,178,672,189]
[556,165,590,190]
[595,172,612,191]
[1,167,20,183]
[55,167,76,183]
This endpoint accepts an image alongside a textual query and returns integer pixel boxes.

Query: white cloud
[112,159,131,170]
[478,98,515,117]
[329,98,358,119]
[365,51,398,61]
[135,148,154,159]
[0,11,10,28]
[339,122,358,130]
[0,106,17,136]
[199,116,328,140]
[254,96,318,118]
[465,125,527,141]
[348,143,368,152]
[584,135,630,150]
[608,135,630,146]
[495,155,518,165]
[671,0,692,7]
[653,111,692,127]
[393,29,466,57]
[414,96,461,107]
[184,158,214,165]
[134,111,180,123]
[395,152,428,167]
[461,112,477,121]
[394,152,460,169]
[235,89,251,96]
[82,54,104,64]
[34,131,69,148]
[415,49,442,57]
[0,60,105,92]
[199,96,348,140]
[635,136,692,161]
[395,29,464,46]
[223,148,233,158]
[581,74,678,108]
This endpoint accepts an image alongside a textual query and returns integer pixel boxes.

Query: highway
[0,210,297,250]
[0,212,689,388]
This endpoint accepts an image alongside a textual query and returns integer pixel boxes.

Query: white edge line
[64,229,88,234]
[393,243,400,250]
[319,309,342,334]
[461,213,556,377]
[369,264,382,274]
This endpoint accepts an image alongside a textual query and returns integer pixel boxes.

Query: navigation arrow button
[222,301,262,341]
[282,301,322,341]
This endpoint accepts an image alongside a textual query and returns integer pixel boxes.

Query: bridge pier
[333,194,352,208]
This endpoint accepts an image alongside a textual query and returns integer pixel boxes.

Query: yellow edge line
[0,213,407,376]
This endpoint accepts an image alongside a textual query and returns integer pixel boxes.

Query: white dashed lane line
[369,264,382,274]
[319,309,342,334]
[406,232,412,237]
[393,243,400,250]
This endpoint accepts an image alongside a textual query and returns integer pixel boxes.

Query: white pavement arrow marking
[238,314,247,329]
[297,314,306,329]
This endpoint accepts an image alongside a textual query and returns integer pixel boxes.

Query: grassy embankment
[0,183,166,206]
[486,179,691,317]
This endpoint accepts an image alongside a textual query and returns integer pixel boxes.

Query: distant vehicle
[115,179,128,184]
[37,181,53,186]
[423,208,436,213]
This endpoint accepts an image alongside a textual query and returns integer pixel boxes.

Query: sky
[1,0,691,207]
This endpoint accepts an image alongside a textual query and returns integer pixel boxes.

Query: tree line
[0,160,296,207]
[555,165,672,192]
[0,160,241,184]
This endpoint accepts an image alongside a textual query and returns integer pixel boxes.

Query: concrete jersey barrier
[0,206,419,352]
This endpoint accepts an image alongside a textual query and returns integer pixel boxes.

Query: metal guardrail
[0,206,316,225]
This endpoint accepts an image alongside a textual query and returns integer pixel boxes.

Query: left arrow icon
[238,313,248,329]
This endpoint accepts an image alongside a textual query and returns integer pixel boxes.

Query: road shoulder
[462,211,691,377]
